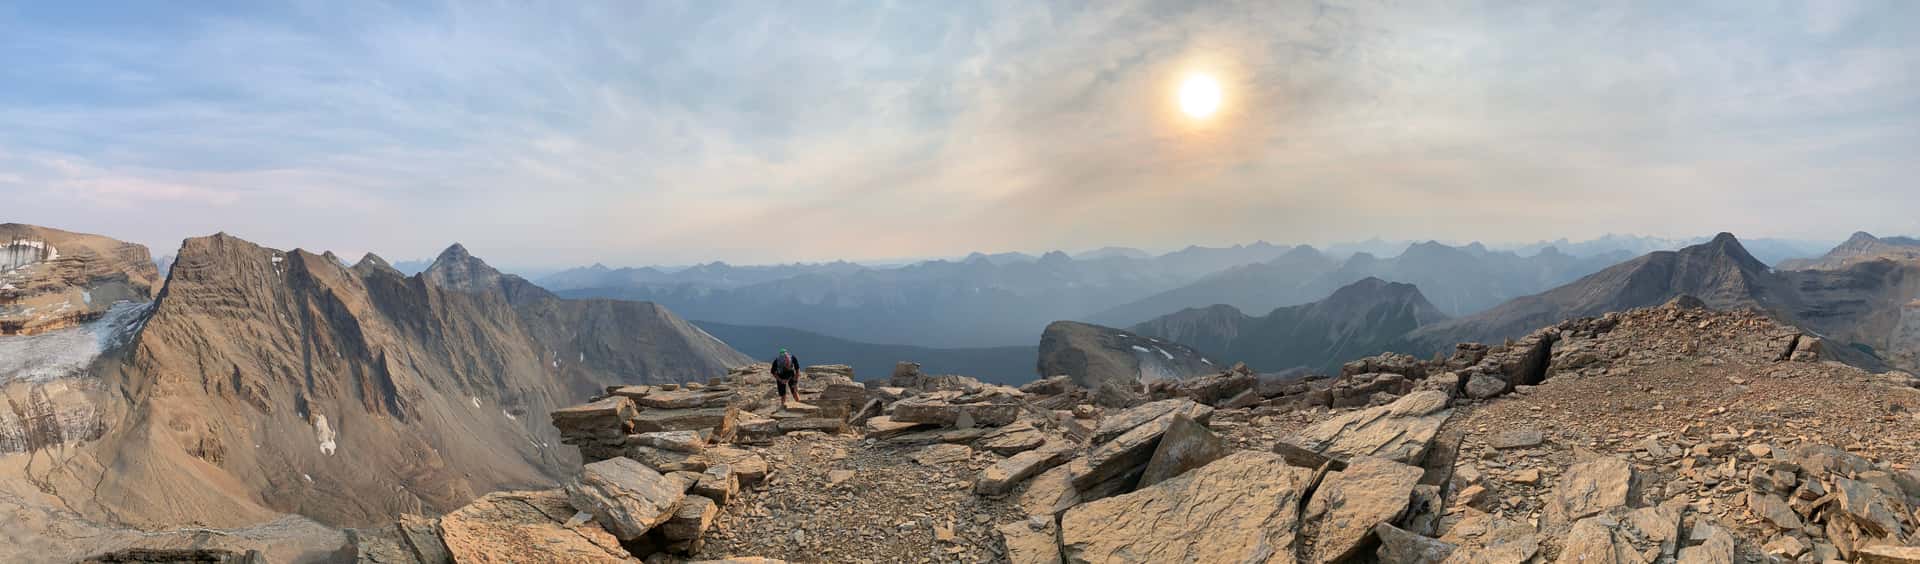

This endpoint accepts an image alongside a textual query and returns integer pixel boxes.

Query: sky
[3,1,1918,268]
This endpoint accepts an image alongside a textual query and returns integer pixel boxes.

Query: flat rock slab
[863,416,935,440]
[1061,451,1314,563]
[565,457,687,541]
[632,405,738,436]
[1859,546,1920,564]
[1017,464,1079,518]
[886,427,992,446]
[998,517,1063,564]
[1488,428,1544,449]
[1137,413,1229,488]
[1438,511,1540,564]
[1090,398,1214,445]
[1289,390,1450,466]
[977,440,1076,496]
[1541,456,1637,529]
[441,490,634,563]
[776,417,846,434]
[1305,455,1425,564]
[630,431,705,454]
[977,422,1048,456]
[892,395,1021,427]
[634,390,718,409]
[914,443,974,466]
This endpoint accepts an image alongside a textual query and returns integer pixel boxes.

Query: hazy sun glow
[1179,74,1222,119]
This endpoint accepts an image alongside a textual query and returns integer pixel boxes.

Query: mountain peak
[424,243,502,291]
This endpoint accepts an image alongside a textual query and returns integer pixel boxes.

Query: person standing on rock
[771,348,802,409]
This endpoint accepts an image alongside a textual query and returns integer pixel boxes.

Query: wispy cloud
[1,1,1916,266]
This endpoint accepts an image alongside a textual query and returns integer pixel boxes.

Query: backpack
[773,354,794,376]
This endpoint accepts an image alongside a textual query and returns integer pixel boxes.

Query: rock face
[1036,320,1215,390]
[1285,390,1452,466]
[566,457,689,540]
[1060,451,1315,563]
[59,232,751,529]
[1130,277,1448,373]
[0,223,161,336]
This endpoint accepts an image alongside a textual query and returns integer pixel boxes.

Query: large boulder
[1303,455,1424,564]
[1060,451,1315,563]
[1284,390,1451,466]
[1090,398,1214,445]
[440,490,634,563]
[564,457,687,540]
[1071,403,1213,491]
[1137,414,1230,488]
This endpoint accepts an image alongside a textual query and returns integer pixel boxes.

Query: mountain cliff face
[1035,320,1215,389]
[1131,277,1447,373]
[1777,232,1920,271]
[35,232,747,530]
[1,223,160,335]
[1397,233,1779,354]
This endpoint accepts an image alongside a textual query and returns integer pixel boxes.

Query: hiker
[771,348,802,409]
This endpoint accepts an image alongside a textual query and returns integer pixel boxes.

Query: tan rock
[705,446,769,486]
[440,490,634,563]
[1676,522,1735,564]
[1089,398,1213,445]
[658,495,719,542]
[1287,390,1450,466]
[1437,511,1539,564]
[1060,451,1314,563]
[998,517,1063,564]
[915,443,974,466]
[692,464,739,505]
[863,416,935,440]
[1017,464,1079,517]
[564,457,687,541]
[1071,403,1211,490]
[629,431,705,454]
[1747,491,1803,530]
[1859,546,1920,564]
[978,440,1076,496]
[1304,455,1424,564]
[1541,456,1637,529]
[977,422,1049,456]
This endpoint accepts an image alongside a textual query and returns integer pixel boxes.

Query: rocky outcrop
[1,223,160,336]
[565,457,688,540]
[1036,320,1215,390]
[1282,390,1452,466]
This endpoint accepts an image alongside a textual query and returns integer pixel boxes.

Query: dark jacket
[771,353,800,378]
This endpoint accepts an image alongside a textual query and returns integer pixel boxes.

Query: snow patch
[471,397,481,408]
[314,415,337,456]
[502,409,517,421]
[579,351,585,363]
[1155,347,1174,360]
[1201,358,1213,366]
[0,301,151,384]
[303,474,313,483]
[1130,345,1150,353]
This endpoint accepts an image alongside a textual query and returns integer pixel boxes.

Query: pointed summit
[423,242,502,291]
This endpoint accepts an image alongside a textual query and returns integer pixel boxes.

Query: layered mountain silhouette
[1130,277,1448,373]
[554,243,1305,348]
[9,227,748,531]
[1092,242,1630,326]
[690,320,1038,385]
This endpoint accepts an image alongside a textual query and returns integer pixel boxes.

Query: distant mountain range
[1090,243,1630,326]
[553,243,1305,348]
[691,321,1037,385]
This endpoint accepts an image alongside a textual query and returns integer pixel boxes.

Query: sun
[1179,73,1222,119]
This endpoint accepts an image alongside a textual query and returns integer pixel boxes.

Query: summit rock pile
[322,297,1918,563]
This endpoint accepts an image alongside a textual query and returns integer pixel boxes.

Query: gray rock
[1137,414,1230,488]
[1488,428,1544,449]
[997,517,1063,564]
[1089,398,1214,445]
[1374,522,1456,564]
[1677,522,1735,564]
[1071,404,1210,491]
[629,431,705,454]
[658,495,719,541]
[1747,491,1803,530]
